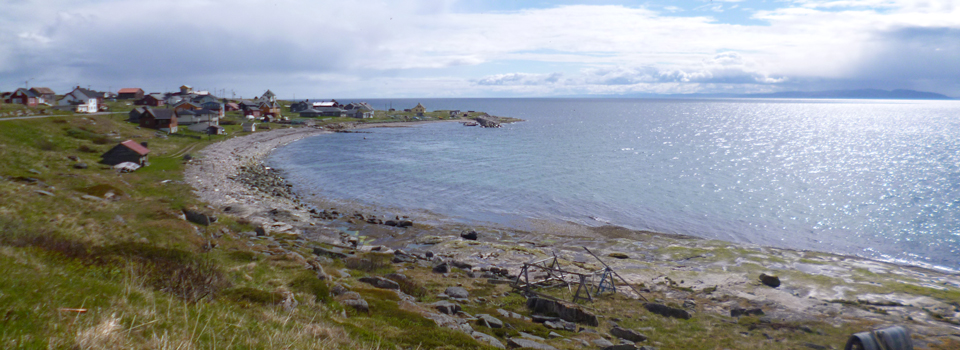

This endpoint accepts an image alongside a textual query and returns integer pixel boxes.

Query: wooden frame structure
[513,250,648,303]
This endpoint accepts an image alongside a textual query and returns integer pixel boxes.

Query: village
[2,85,506,172]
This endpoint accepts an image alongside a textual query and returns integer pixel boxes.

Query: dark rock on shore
[183,209,217,226]
[433,300,461,315]
[644,303,692,320]
[760,274,781,288]
[433,262,449,273]
[461,230,478,240]
[359,276,400,289]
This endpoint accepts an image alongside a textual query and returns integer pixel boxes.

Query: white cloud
[0,0,958,97]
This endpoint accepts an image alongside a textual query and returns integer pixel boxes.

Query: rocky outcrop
[526,296,599,326]
[610,326,648,342]
[760,274,781,288]
[359,276,400,289]
[475,115,502,128]
[644,303,691,320]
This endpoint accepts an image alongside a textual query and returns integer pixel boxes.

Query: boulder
[359,276,400,290]
[608,252,629,259]
[610,326,648,342]
[592,338,615,347]
[644,303,691,320]
[472,332,505,349]
[543,319,577,332]
[526,296,599,326]
[313,247,347,259]
[476,314,504,328]
[432,301,461,315]
[397,220,413,228]
[507,338,557,350]
[336,292,368,313]
[445,286,470,299]
[73,162,88,169]
[602,345,638,350]
[461,230,479,240]
[450,260,473,270]
[182,209,215,226]
[432,262,449,273]
[255,226,267,236]
[759,274,781,288]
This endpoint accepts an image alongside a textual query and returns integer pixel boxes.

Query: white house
[241,122,257,132]
[58,87,99,113]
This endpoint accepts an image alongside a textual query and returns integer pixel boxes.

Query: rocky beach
[185,123,960,349]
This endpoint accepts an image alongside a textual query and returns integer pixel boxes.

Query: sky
[1,0,959,98]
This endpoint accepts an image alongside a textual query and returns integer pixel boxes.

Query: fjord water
[267,98,960,271]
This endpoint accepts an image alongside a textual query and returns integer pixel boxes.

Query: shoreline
[185,122,960,344]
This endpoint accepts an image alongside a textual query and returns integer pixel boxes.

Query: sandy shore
[185,123,960,346]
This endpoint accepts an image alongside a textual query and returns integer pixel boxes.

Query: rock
[416,236,444,245]
[35,190,54,196]
[608,252,629,259]
[803,343,828,350]
[730,308,764,317]
[644,303,692,320]
[449,260,473,270]
[610,326,648,342]
[358,276,399,289]
[472,332,505,349]
[384,220,397,226]
[182,209,214,226]
[280,291,298,311]
[461,230,478,240]
[532,315,559,323]
[80,194,104,202]
[759,274,781,288]
[543,319,576,332]
[520,332,545,341]
[255,226,267,236]
[73,162,88,169]
[526,297,599,326]
[392,251,416,263]
[592,338,615,347]
[432,301,461,315]
[313,247,347,259]
[384,273,409,283]
[547,332,562,339]
[603,345,638,350]
[444,286,469,299]
[507,338,557,350]
[336,292,368,313]
[183,154,193,161]
[432,262,449,273]
[476,314,504,328]
[682,300,697,309]
[68,155,79,161]
[396,220,413,228]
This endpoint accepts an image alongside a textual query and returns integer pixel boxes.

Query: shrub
[289,271,330,304]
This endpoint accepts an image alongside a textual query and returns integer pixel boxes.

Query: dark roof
[148,108,176,120]
[119,140,150,155]
[14,88,38,98]
[178,108,216,116]
[30,87,55,95]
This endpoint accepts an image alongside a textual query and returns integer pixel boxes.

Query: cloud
[0,1,958,97]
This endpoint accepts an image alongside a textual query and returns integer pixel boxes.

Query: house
[244,108,262,118]
[180,85,193,95]
[313,100,339,108]
[259,101,281,117]
[207,125,225,135]
[411,103,426,115]
[8,88,39,107]
[241,122,257,132]
[350,109,374,119]
[139,108,178,133]
[172,101,201,112]
[448,110,461,117]
[315,106,346,117]
[136,94,165,107]
[101,140,150,166]
[192,94,218,105]
[58,87,99,113]
[128,107,149,123]
[201,101,225,116]
[298,108,322,118]
[238,99,260,111]
[29,87,56,104]
[177,108,218,125]
[117,88,144,100]
[290,100,311,112]
[259,90,277,103]
[225,102,240,111]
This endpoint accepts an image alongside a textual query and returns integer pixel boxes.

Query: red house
[118,88,144,100]
[136,94,165,107]
[139,108,178,133]
[8,88,39,106]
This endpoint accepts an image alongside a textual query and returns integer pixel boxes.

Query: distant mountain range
[677,89,954,100]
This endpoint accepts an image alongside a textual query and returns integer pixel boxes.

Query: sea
[266,98,960,272]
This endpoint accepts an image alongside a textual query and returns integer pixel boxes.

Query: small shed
[118,88,144,100]
[101,140,150,166]
[242,122,257,132]
[207,125,225,135]
[128,107,148,123]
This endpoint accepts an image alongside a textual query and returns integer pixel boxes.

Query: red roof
[120,140,150,155]
[118,88,142,94]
